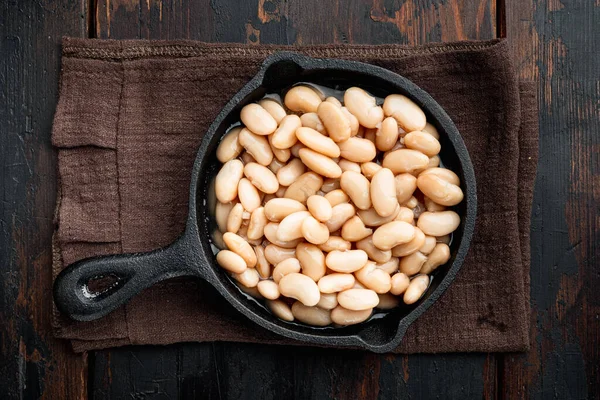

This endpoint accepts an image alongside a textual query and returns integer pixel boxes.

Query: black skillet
[53,52,477,353]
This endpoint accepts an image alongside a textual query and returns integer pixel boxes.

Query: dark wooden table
[1,0,598,398]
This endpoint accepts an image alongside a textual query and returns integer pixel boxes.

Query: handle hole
[84,274,121,298]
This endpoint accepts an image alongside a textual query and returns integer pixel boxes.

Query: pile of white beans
[210,83,463,327]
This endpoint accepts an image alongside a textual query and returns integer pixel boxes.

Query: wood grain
[503,0,600,398]
[0,1,88,399]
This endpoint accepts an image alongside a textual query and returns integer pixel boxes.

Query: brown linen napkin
[52,37,538,353]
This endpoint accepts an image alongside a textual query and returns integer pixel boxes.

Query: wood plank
[0,1,89,399]
[503,0,600,398]
[91,0,498,399]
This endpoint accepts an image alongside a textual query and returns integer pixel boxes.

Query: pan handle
[53,235,200,322]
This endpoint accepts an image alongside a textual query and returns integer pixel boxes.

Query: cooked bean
[237,178,261,212]
[392,227,425,257]
[258,98,286,124]
[296,126,341,157]
[419,235,437,255]
[247,207,267,240]
[417,211,460,236]
[301,216,330,245]
[326,250,369,273]
[375,117,400,151]
[243,163,279,194]
[394,173,418,204]
[231,268,260,288]
[238,128,273,166]
[264,244,296,265]
[376,257,399,275]
[340,107,360,137]
[284,172,323,203]
[318,273,356,293]
[337,288,379,311]
[325,203,356,232]
[215,159,244,203]
[417,174,463,206]
[317,101,351,142]
[271,114,302,149]
[372,221,415,251]
[344,87,384,128]
[227,203,244,233]
[216,250,247,274]
[360,162,383,180]
[331,306,372,325]
[279,273,321,306]
[263,198,306,222]
[317,236,351,252]
[285,86,322,113]
[357,206,400,226]
[254,245,271,278]
[377,293,401,309]
[240,103,277,136]
[428,155,440,168]
[300,112,326,134]
[277,211,311,241]
[420,243,451,274]
[269,136,292,163]
[382,94,427,132]
[272,257,302,283]
[339,159,361,173]
[223,232,257,268]
[317,292,339,309]
[338,137,377,163]
[276,158,305,186]
[355,261,392,294]
[298,148,342,178]
[404,131,441,156]
[355,235,392,263]
[325,96,342,107]
[296,243,326,281]
[306,195,333,222]
[390,273,410,295]
[382,149,429,174]
[324,189,350,207]
[404,196,418,209]
[341,216,373,242]
[320,178,340,193]
[267,299,294,321]
[291,302,331,326]
[421,121,440,139]
[257,280,280,300]
[419,168,460,185]
[215,201,234,233]
[241,151,257,165]
[340,171,371,210]
[268,158,286,174]
[217,127,243,163]
[264,222,299,247]
[370,168,397,217]
[404,275,429,304]
[424,196,446,212]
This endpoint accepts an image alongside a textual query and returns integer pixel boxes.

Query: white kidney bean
[243,163,279,194]
[317,236,351,252]
[279,272,321,306]
[390,272,410,295]
[393,172,416,203]
[428,155,440,168]
[263,224,301,249]
[376,257,399,275]
[324,203,356,232]
[264,244,296,265]
[339,159,361,173]
[318,273,356,293]
[338,137,377,163]
[420,167,460,185]
[291,302,332,326]
[421,121,439,139]
[417,211,460,236]
[399,251,427,276]
[277,211,311,242]
[354,261,392,294]
[372,221,416,251]
[300,112,326,135]
[306,195,333,222]
[272,257,302,283]
[382,149,429,174]
[417,174,463,206]
[301,216,330,245]
[331,306,372,326]
[254,245,271,278]
[258,98,286,124]
[231,268,260,288]
[340,107,360,137]
[355,235,392,263]
[215,201,234,233]
[317,101,351,142]
[263,198,306,222]
[404,196,419,209]
[276,158,305,186]
[237,178,261,212]
[377,293,401,309]
[375,117,400,151]
[285,86,322,113]
[324,189,349,207]
[238,128,273,166]
[267,299,294,321]
[298,148,342,178]
[284,172,323,203]
[223,232,257,268]
[341,215,373,242]
[227,203,244,233]
[269,137,292,163]
[424,196,446,212]
[271,114,302,150]
[419,235,437,255]
[257,280,280,300]
[216,250,247,274]
[325,96,342,107]
[296,243,326,281]
[217,127,243,163]
[325,250,369,273]
[215,159,244,203]
[247,207,267,240]
[370,168,397,217]
[337,288,379,311]
[404,275,429,304]
[296,126,341,157]
[317,292,339,309]
[404,131,441,156]
[382,94,426,132]
[339,170,371,210]
[391,227,425,257]
[420,243,451,274]
[241,152,257,165]
[344,87,384,128]
[240,103,278,136]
